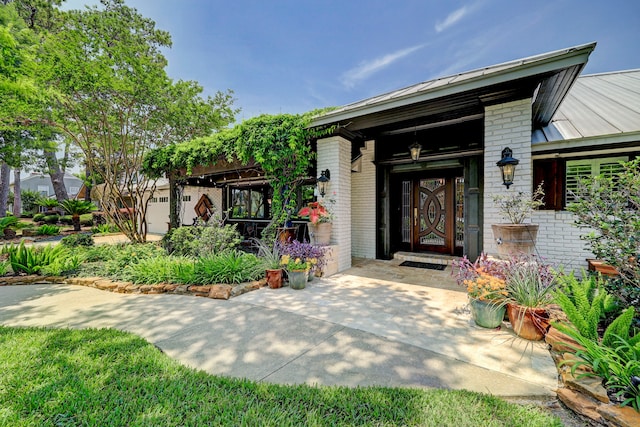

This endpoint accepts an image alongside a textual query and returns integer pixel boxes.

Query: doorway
[393,173,464,255]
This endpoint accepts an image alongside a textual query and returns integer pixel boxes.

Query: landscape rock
[188,285,212,296]
[565,376,609,404]
[545,326,584,353]
[208,284,232,300]
[557,388,604,424]
[598,404,640,427]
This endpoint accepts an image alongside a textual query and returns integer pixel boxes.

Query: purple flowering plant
[279,240,329,272]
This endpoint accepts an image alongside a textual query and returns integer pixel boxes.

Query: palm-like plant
[38,198,60,214]
[59,199,97,231]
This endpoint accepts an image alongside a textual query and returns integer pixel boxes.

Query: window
[159,196,169,203]
[228,186,270,219]
[37,185,49,197]
[565,157,627,204]
[183,195,191,202]
[69,186,80,195]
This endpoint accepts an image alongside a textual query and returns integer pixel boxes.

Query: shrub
[32,213,45,222]
[91,223,120,234]
[20,189,41,214]
[59,215,74,225]
[568,158,640,309]
[5,242,67,275]
[40,255,82,276]
[122,256,195,284]
[36,224,61,236]
[80,214,94,227]
[43,215,59,224]
[101,243,166,278]
[192,251,262,284]
[61,233,94,248]
[0,260,10,276]
[166,222,241,257]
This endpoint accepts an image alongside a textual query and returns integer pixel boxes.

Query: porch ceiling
[312,43,595,136]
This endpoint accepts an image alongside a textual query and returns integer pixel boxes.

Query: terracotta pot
[308,222,332,246]
[265,269,283,289]
[469,298,506,328]
[491,224,539,258]
[506,303,550,341]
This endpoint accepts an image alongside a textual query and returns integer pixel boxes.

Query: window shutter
[565,162,593,204]
[533,159,564,210]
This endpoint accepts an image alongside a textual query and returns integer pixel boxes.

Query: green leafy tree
[36,0,235,242]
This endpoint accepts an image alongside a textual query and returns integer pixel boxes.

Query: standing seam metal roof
[533,69,640,143]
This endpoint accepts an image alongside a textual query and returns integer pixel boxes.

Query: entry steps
[393,251,460,266]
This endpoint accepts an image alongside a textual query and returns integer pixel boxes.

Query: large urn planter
[308,223,332,246]
[265,269,283,289]
[469,298,506,328]
[491,224,539,258]
[287,270,307,290]
[506,303,550,341]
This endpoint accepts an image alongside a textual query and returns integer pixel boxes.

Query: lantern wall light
[496,147,519,189]
[409,141,422,162]
[317,169,330,197]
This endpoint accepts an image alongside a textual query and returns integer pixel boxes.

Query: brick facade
[317,135,352,272]
[351,140,377,259]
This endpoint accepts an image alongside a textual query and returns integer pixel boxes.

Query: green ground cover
[0,326,562,426]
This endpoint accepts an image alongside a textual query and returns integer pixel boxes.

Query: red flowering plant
[297,200,333,225]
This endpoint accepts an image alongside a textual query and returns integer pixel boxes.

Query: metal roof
[312,43,596,130]
[533,69,640,143]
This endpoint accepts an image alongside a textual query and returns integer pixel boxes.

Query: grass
[0,327,562,426]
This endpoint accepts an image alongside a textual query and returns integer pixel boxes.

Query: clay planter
[491,224,538,258]
[308,223,332,246]
[506,303,550,341]
[265,269,283,289]
[469,298,506,328]
[287,270,307,290]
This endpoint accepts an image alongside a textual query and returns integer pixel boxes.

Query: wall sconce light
[409,141,422,162]
[496,147,519,189]
[317,169,330,197]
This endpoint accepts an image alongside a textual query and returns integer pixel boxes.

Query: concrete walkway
[0,258,558,397]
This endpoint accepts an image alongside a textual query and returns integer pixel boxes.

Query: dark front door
[395,174,463,255]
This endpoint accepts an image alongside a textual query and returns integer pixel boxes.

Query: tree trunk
[12,169,21,217]
[0,163,10,218]
[84,166,92,203]
[72,213,81,232]
[169,173,180,230]
[44,149,69,202]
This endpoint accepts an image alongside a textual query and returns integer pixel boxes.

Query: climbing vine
[142,110,334,236]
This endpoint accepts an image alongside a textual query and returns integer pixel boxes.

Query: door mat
[399,261,447,271]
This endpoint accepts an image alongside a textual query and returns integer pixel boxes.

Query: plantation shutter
[533,159,564,210]
[565,157,628,204]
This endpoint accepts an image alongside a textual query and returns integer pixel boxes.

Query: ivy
[142,110,334,237]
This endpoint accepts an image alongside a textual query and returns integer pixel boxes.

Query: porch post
[317,135,351,273]
[483,98,533,255]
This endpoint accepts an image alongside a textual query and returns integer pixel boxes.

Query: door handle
[414,207,418,227]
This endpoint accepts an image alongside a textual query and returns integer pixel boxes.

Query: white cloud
[435,6,469,33]
[341,44,425,88]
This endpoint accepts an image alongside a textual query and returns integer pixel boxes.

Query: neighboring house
[11,173,84,211]
[159,42,640,275]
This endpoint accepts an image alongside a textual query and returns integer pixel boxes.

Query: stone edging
[546,326,640,427]
[0,275,267,300]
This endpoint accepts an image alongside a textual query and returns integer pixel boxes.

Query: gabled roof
[312,43,596,131]
[532,69,640,143]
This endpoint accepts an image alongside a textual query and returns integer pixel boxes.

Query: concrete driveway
[0,259,558,397]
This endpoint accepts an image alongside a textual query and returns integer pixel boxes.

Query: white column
[317,135,351,272]
[351,140,376,259]
[483,98,533,255]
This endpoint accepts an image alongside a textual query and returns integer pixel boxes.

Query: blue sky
[64,0,640,121]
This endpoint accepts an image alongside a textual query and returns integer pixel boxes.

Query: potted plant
[280,254,310,290]
[298,200,333,246]
[491,183,544,257]
[254,238,284,289]
[279,240,328,279]
[454,253,508,328]
[503,254,557,340]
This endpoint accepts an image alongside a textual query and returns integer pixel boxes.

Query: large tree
[37,0,235,242]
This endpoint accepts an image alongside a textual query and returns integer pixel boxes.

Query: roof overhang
[312,43,596,132]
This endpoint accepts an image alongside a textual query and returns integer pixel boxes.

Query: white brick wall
[351,140,376,259]
[317,135,352,273]
[483,99,533,255]
[532,210,595,272]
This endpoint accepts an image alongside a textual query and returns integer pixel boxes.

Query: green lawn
[0,326,562,426]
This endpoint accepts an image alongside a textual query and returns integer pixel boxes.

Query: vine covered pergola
[142,111,334,237]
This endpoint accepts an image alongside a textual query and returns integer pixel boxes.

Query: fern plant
[36,224,61,236]
[553,272,616,340]
[603,307,640,347]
